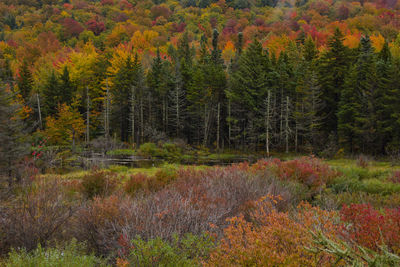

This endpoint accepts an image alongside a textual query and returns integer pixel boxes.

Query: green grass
[106,149,136,156]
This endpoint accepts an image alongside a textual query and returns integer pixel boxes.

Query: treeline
[3,28,400,156]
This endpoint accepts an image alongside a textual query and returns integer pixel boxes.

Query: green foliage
[309,231,400,266]
[138,142,183,162]
[5,240,107,267]
[106,149,136,156]
[123,233,215,266]
[81,170,117,199]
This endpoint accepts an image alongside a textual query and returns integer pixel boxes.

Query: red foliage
[340,204,400,253]
[62,18,84,38]
[37,32,60,54]
[101,0,114,5]
[151,5,172,20]
[171,22,186,33]
[119,0,133,9]
[247,156,339,190]
[86,18,106,36]
[389,170,400,183]
[254,18,265,27]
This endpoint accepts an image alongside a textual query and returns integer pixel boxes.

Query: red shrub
[389,170,400,184]
[124,173,150,196]
[340,204,400,253]
[248,156,339,191]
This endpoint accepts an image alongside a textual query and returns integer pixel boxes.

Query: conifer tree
[58,66,75,105]
[17,60,33,101]
[318,28,351,138]
[0,83,27,183]
[111,56,135,142]
[42,71,61,117]
[338,36,377,153]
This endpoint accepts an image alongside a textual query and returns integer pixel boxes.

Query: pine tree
[42,71,61,117]
[0,83,27,183]
[338,36,377,153]
[58,66,75,105]
[111,56,135,142]
[230,39,270,149]
[318,28,351,138]
[17,60,33,101]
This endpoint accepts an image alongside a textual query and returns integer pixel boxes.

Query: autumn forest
[1,0,400,266]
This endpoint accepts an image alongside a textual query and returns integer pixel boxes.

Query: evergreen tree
[318,28,351,138]
[0,82,27,183]
[338,36,377,153]
[230,39,270,148]
[111,56,135,142]
[17,60,33,101]
[42,71,61,117]
[58,66,75,105]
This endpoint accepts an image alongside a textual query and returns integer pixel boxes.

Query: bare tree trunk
[228,99,231,149]
[265,90,271,157]
[176,85,180,137]
[86,86,90,145]
[280,87,284,146]
[36,93,42,129]
[217,102,220,151]
[203,105,208,147]
[165,98,168,134]
[105,79,110,140]
[285,96,289,153]
[140,97,144,144]
[131,86,135,143]
[148,93,152,129]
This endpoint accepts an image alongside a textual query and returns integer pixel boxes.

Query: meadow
[1,155,400,266]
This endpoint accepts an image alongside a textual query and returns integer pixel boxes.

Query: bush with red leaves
[340,203,400,253]
[247,156,339,193]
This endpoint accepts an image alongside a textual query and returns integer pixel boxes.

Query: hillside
[1,0,400,156]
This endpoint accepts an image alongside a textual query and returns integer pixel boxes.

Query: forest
[2,0,400,266]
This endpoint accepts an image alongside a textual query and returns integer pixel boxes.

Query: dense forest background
[2,0,400,159]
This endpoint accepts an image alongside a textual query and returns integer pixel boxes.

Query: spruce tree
[111,56,135,142]
[318,28,351,138]
[17,60,33,101]
[0,82,27,183]
[58,66,75,105]
[42,71,60,117]
[338,36,377,153]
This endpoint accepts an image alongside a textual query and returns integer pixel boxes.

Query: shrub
[340,203,400,253]
[4,240,106,267]
[206,197,339,266]
[310,231,400,266]
[137,143,160,158]
[124,173,149,196]
[73,194,125,256]
[117,233,215,266]
[389,170,400,183]
[248,156,339,195]
[81,170,118,199]
[0,179,77,255]
[315,190,400,210]
[356,154,370,168]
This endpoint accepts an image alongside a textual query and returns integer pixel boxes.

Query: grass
[42,163,209,182]
[106,149,136,156]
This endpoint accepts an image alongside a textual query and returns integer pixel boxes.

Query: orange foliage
[206,197,339,266]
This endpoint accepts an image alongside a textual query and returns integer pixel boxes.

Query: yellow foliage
[45,104,85,146]
[222,40,235,64]
[343,33,360,49]
[370,34,385,52]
